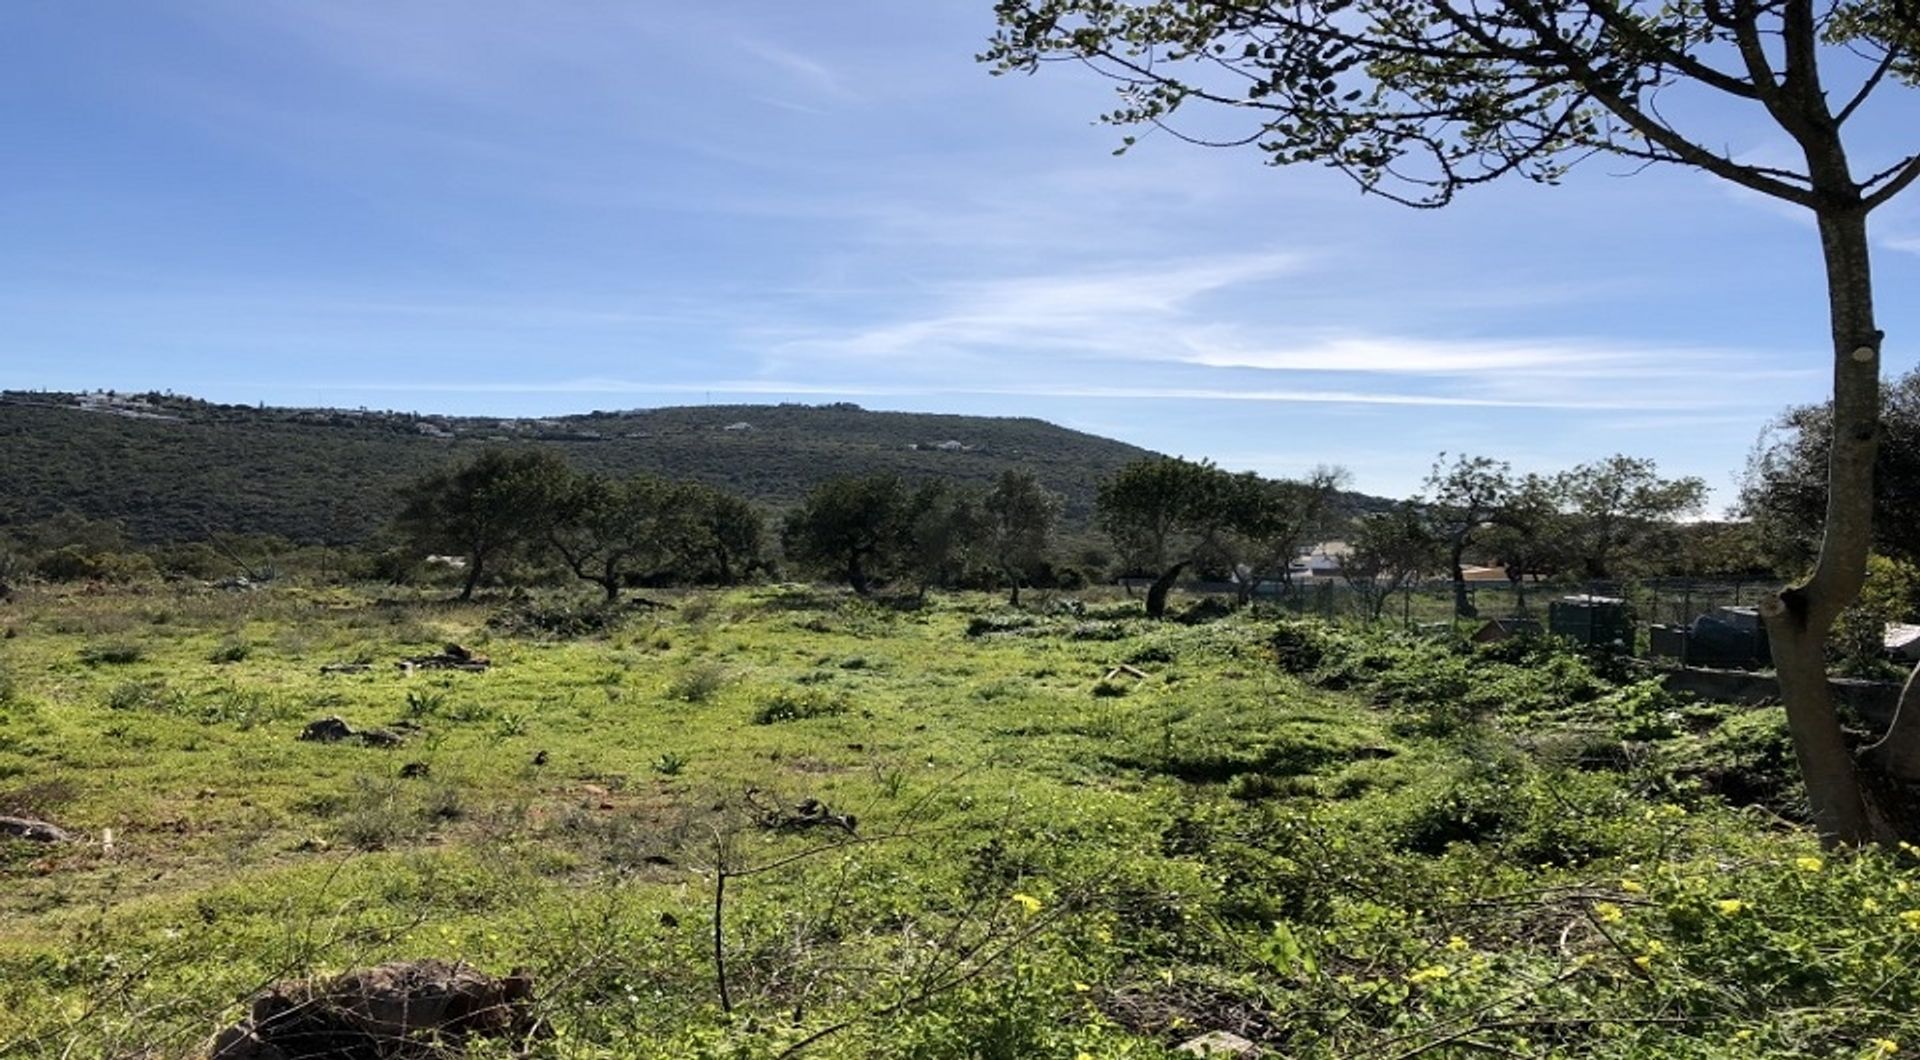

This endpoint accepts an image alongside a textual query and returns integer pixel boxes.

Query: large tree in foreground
[1097,456,1224,618]
[781,474,913,596]
[988,0,1920,844]
[396,449,568,601]
[544,473,698,603]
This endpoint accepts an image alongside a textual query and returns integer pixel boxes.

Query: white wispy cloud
[292,376,1638,409]
[737,39,857,102]
[754,251,1795,412]
[767,252,1307,361]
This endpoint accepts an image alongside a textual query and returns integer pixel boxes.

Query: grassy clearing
[0,585,1914,1058]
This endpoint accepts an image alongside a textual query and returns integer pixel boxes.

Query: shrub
[751,688,848,725]
[208,637,251,664]
[967,613,1037,638]
[105,679,174,712]
[1397,766,1531,854]
[1227,772,1315,801]
[35,546,113,583]
[1069,621,1130,641]
[667,663,729,703]
[80,641,144,666]
[488,601,627,639]
[1599,680,1699,742]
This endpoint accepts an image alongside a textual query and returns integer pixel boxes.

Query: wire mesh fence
[1218,575,1779,668]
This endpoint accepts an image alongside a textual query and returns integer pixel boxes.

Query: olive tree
[1097,456,1225,617]
[544,473,698,603]
[1481,471,1571,612]
[781,474,914,595]
[682,484,766,586]
[1420,453,1513,619]
[1217,466,1349,604]
[984,469,1063,606]
[1557,455,1707,579]
[395,448,569,601]
[1340,504,1443,622]
[986,0,1920,843]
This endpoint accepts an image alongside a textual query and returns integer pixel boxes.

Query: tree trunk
[1145,562,1187,620]
[847,552,871,596]
[1450,547,1476,620]
[1005,565,1022,607]
[460,553,485,601]
[1761,205,1883,846]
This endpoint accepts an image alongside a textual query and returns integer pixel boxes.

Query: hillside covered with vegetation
[1,391,1273,544]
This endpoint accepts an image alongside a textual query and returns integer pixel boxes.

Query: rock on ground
[207,959,537,1060]
[0,816,73,843]
[1178,1030,1261,1057]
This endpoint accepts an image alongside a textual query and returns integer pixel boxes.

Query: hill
[0,391,1174,544]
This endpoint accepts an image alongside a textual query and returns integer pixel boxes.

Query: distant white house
[723,421,754,431]
[932,439,968,451]
[1292,542,1352,578]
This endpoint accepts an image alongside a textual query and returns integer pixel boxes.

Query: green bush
[751,687,848,725]
[1832,554,1919,677]
[80,641,144,666]
[666,662,729,703]
[105,679,173,712]
[487,600,629,639]
[35,546,156,584]
[966,613,1037,637]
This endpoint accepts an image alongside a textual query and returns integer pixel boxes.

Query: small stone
[1178,1031,1260,1057]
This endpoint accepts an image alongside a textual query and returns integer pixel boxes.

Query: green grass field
[2,584,1916,1058]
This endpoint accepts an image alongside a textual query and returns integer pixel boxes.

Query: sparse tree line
[1397,452,1711,620]
[391,449,766,602]
[391,451,1073,604]
[4,369,1915,624]
[1086,451,1730,622]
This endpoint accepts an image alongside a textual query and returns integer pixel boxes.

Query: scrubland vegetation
[4,582,1918,1058]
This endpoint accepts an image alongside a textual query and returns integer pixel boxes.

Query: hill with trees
[0,390,1379,544]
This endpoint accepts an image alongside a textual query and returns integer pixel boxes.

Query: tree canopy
[1744,365,1920,570]
[781,475,917,596]
[395,449,570,600]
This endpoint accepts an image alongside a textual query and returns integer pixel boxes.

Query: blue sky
[4,2,1917,506]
